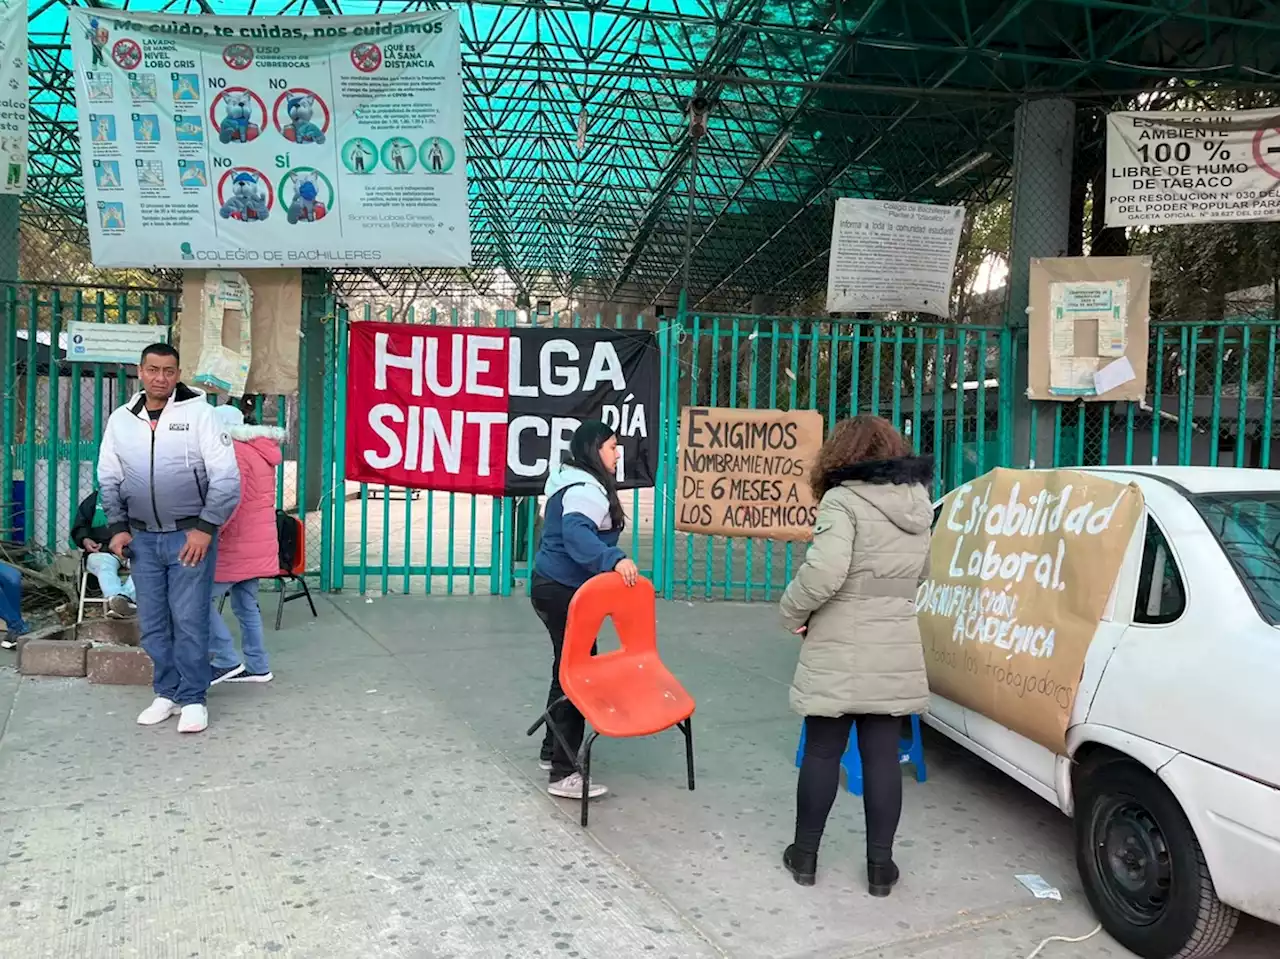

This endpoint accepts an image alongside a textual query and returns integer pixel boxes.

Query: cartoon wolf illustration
[87,18,108,67]
[218,171,270,221]
[220,92,255,143]
[286,170,323,224]
[286,94,325,144]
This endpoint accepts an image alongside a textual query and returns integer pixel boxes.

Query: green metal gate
[4,279,1277,604]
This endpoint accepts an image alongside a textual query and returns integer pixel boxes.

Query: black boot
[783,845,816,886]
[867,860,900,897]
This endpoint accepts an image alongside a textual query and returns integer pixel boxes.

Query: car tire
[1074,757,1239,959]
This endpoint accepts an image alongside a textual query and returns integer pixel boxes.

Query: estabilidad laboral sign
[676,407,822,542]
[916,468,1144,754]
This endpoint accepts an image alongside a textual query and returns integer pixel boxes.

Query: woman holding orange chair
[530,420,638,802]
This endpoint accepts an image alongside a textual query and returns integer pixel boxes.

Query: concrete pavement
[0,596,1275,958]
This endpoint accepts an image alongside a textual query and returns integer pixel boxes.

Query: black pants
[531,575,595,782]
[794,714,904,864]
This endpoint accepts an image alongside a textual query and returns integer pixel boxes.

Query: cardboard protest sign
[676,407,822,541]
[917,468,1145,754]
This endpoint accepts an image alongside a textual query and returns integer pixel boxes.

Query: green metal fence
[319,299,675,597]
[3,278,1277,604]
[0,281,316,580]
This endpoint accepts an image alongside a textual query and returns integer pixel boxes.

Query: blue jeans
[86,551,136,600]
[129,530,217,707]
[209,579,270,674]
[0,562,27,635]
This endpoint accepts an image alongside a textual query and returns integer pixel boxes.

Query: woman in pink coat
[208,404,286,684]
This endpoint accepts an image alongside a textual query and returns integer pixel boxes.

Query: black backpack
[276,509,300,574]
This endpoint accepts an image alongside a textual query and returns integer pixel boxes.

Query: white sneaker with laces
[177,704,208,734]
[548,772,608,799]
[137,697,180,726]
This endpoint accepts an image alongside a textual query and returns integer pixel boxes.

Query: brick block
[18,637,88,677]
[76,618,142,647]
[87,644,154,686]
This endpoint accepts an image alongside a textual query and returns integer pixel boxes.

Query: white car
[926,466,1280,959]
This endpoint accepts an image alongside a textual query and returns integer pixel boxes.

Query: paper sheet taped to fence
[67,9,471,268]
[1106,108,1280,227]
[917,468,1144,754]
[676,407,822,541]
[825,198,965,316]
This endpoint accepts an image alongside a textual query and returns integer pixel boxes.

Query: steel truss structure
[25,0,1280,308]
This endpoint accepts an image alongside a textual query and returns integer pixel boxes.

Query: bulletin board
[1027,256,1151,403]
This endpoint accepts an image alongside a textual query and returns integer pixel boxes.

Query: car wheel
[1075,757,1239,959]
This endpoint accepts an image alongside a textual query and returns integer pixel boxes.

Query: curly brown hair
[809,415,911,499]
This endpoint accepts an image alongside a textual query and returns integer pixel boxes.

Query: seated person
[0,561,27,647]
[71,489,136,619]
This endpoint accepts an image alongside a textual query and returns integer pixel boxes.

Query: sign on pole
[0,0,28,195]
[67,10,471,268]
[66,321,170,364]
[345,323,659,497]
[1106,108,1280,227]
[826,198,965,316]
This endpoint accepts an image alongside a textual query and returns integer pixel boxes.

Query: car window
[1134,518,1185,625]
[1191,492,1280,626]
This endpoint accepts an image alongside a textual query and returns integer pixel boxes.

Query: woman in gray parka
[779,415,934,896]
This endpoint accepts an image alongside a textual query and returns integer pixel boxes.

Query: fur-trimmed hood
[228,423,287,444]
[825,455,933,488]
[828,455,933,535]
[229,424,286,470]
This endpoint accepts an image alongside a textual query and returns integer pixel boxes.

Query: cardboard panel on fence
[676,407,823,541]
[1027,256,1151,402]
[917,467,1144,754]
[177,269,302,396]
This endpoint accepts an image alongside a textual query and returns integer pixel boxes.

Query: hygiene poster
[917,468,1144,754]
[68,10,471,269]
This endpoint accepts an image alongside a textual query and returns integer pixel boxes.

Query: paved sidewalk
[0,596,1275,958]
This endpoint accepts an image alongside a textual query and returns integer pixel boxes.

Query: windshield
[1191,493,1280,626]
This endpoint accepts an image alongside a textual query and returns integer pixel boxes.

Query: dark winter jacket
[70,490,112,549]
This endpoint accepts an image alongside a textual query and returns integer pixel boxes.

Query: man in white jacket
[98,343,241,733]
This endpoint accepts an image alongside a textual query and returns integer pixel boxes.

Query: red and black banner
[345,322,659,496]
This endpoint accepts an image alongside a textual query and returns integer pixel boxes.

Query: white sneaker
[137,697,180,726]
[177,704,208,734]
[548,772,608,799]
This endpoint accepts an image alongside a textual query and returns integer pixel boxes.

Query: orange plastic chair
[527,572,696,826]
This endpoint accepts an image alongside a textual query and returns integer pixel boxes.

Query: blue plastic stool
[793,715,927,795]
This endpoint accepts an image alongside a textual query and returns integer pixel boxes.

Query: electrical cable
[1024,924,1103,959]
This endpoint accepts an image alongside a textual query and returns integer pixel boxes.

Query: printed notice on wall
[1106,108,1280,227]
[0,0,28,195]
[826,198,966,317]
[917,468,1144,754]
[1048,279,1128,397]
[68,9,470,268]
[676,407,822,542]
[1027,256,1150,403]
